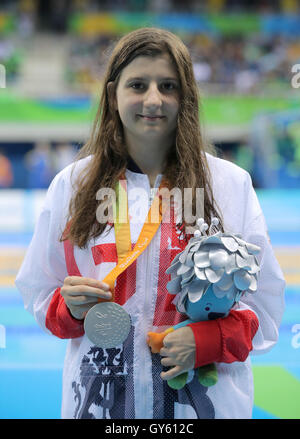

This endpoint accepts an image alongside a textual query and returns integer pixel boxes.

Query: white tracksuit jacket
[15,153,285,419]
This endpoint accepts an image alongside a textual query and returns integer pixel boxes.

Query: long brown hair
[63,27,222,248]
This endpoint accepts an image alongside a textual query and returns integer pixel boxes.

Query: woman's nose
[144,83,162,107]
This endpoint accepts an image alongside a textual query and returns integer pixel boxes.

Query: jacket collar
[126,155,144,174]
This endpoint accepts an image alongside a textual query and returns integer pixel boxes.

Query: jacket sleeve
[15,168,77,336]
[236,172,285,356]
[45,288,84,338]
[189,171,285,367]
[188,309,259,368]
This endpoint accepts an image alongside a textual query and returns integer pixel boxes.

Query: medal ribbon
[111,179,131,263]
[100,177,167,301]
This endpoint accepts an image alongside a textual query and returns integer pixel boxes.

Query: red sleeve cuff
[46,287,85,339]
[188,309,259,368]
[188,320,222,368]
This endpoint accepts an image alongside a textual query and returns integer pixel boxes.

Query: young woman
[16,27,285,419]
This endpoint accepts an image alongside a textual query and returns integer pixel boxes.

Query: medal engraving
[84,302,131,348]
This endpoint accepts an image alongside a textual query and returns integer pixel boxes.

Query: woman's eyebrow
[125,76,178,82]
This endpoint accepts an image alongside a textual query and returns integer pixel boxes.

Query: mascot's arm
[188,309,259,368]
[46,287,85,339]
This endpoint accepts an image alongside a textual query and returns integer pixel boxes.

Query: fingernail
[102,282,110,291]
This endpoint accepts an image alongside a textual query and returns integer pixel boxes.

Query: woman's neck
[127,142,169,187]
[129,151,164,187]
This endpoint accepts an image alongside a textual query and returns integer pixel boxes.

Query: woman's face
[113,53,180,148]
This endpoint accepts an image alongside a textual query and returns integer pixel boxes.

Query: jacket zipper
[141,185,157,417]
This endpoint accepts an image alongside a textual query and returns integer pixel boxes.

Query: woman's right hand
[61,276,112,320]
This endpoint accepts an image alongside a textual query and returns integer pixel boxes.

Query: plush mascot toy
[147,218,261,390]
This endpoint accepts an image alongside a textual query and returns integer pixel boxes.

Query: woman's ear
[107,81,117,112]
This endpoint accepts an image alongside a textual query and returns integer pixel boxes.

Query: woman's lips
[139,115,165,120]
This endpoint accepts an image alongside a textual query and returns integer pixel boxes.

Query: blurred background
[0,0,299,419]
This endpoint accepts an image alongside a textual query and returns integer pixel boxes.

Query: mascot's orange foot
[147,328,174,353]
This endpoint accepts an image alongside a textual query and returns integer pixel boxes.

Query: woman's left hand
[159,326,196,381]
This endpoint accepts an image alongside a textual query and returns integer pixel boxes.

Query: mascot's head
[166,218,261,321]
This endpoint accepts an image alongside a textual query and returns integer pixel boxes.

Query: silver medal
[84,302,131,349]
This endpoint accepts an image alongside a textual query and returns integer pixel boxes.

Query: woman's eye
[130,82,177,91]
[161,82,176,90]
[131,83,144,90]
